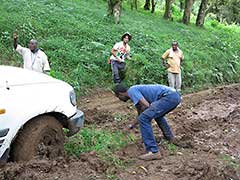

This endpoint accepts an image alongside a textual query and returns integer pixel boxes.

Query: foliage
[64,126,135,158]
[0,0,239,95]
[207,0,240,24]
[167,143,178,155]
[219,154,240,172]
[64,126,135,168]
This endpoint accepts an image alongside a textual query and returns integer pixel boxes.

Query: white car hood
[0,65,60,87]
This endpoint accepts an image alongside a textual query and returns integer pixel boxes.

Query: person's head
[121,32,132,44]
[113,84,130,102]
[172,41,178,51]
[28,39,38,51]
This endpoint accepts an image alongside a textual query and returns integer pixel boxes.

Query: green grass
[64,126,135,166]
[219,154,240,173]
[167,143,177,155]
[0,0,239,95]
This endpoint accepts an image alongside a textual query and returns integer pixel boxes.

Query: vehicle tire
[10,115,65,162]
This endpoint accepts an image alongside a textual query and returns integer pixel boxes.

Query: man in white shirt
[13,32,50,74]
[110,32,131,84]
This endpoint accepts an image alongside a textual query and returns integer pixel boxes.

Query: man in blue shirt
[114,84,181,160]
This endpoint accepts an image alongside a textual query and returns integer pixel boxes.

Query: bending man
[114,84,181,160]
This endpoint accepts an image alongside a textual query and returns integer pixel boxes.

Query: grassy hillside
[0,0,239,94]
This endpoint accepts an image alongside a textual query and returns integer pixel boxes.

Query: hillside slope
[0,0,239,93]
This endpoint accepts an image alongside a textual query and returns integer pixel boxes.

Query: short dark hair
[121,32,132,41]
[113,84,128,95]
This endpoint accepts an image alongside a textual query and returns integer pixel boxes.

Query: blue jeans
[138,92,181,153]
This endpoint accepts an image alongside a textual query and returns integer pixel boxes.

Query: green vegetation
[219,154,240,172]
[64,126,135,166]
[167,143,178,155]
[0,0,239,95]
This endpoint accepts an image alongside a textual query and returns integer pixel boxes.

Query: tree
[164,0,174,20]
[144,0,151,10]
[207,0,240,24]
[130,0,138,10]
[180,0,184,11]
[196,0,209,27]
[182,0,195,25]
[151,0,155,13]
[107,0,122,24]
[144,0,159,13]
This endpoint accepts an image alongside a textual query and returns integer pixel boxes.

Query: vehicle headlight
[69,90,77,106]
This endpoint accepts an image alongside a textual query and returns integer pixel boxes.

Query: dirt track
[1,84,240,180]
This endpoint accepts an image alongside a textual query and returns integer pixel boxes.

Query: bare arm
[162,57,170,68]
[180,54,184,65]
[138,97,150,110]
[13,32,18,49]
[126,55,131,60]
[111,48,122,62]
[161,50,170,68]
[128,98,150,129]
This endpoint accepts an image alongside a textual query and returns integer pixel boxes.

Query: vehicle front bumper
[67,109,84,137]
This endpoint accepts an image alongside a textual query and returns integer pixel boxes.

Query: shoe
[138,151,161,161]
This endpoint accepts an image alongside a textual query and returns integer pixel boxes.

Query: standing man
[114,84,181,161]
[13,32,50,74]
[162,41,184,91]
[110,32,131,84]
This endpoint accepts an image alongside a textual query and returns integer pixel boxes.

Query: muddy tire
[10,115,65,162]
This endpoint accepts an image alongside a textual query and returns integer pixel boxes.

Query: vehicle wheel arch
[9,112,68,161]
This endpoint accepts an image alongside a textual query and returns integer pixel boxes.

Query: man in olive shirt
[162,41,184,91]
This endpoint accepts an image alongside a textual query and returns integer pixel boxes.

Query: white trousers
[168,72,181,91]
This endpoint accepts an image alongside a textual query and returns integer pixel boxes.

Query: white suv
[0,66,84,162]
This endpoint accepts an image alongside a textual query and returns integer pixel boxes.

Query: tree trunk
[182,0,195,25]
[108,0,113,15]
[144,0,150,10]
[108,0,121,15]
[164,0,174,19]
[107,0,122,24]
[196,0,208,27]
[151,0,155,13]
[130,0,137,10]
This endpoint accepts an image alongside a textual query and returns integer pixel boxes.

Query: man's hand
[164,63,170,69]
[127,55,131,60]
[117,57,124,63]
[13,32,18,39]
[162,59,170,69]
[122,119,138,133]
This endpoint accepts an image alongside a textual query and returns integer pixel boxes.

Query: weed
[167,143,177,155]
[219,154,240,172]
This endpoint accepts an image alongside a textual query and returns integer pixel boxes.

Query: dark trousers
[111,60,125,83]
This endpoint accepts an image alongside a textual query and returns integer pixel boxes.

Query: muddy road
[1,84,240,180]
